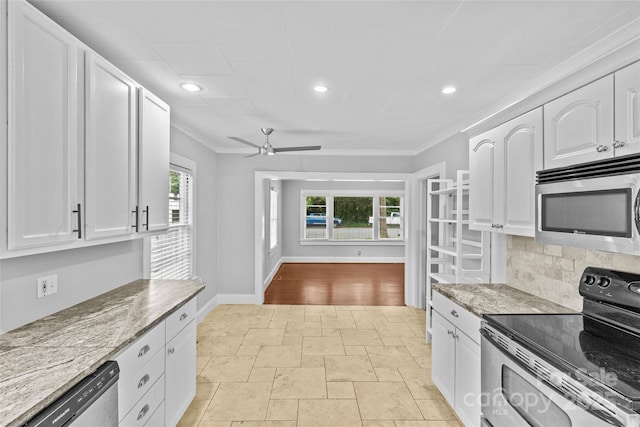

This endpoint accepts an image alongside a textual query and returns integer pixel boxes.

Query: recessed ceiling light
[181,83,201,92]
[314,86,328,93]
[442,86,457,95]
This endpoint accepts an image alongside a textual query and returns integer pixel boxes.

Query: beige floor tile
[325,355,377,381]
[285,321,322,337]
[297,399,362,427]
[341,329,383,346]
[305,306,337,316]
[381,337,405,346]
[414,357,431,369]
[242,328,285,346]
[361,421,395,427]
[255,345,302,368]
[196,381,220,400]
[202,382,271,422]
[265,399,298,420]
[366,346,420,369]
[303,336,345,355]
[282,335,303,346]
[268,321,288,329]
[401,338,431,358]
[197,421,232,427]
[327,381,355,398]
[197,336,245,356]
[322,317,357,329]
[228,421,296,427]
[400,369,437,399]
[374,321,419,337]
[249,367,276,383]
[271,367,327,399]
[177,399,210,426]
[394,422,461,427]
[354,382,423,420]
[236,345,261,356]
[374,367,403,382]
[197,356,211,375]
[322,327,342,336]
[199,355,256,382]
[345,345,367,356]
[305,314,322,322]
[198,322,231,337]
[415,400,455,420]
[271,310,305,323]
[301,354,325,368]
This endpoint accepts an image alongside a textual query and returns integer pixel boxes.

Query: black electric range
[484,267,640,414]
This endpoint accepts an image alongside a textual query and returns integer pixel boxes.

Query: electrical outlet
[357,250,362,256]
[37,274,58,298]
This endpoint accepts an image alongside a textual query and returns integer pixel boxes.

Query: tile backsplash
[507,236,640,312]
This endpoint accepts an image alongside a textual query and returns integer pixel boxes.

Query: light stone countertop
[431,282,576,317]
[0,279,205,427]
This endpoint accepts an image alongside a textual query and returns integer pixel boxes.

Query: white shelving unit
[425,170,490,341]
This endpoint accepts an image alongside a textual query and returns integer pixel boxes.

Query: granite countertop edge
[0,279,205,427]
[431,282,576,317]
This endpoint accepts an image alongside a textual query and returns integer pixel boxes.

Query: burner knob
[597,277,611,288]
[584,275,596,286]
[629,283,640,294]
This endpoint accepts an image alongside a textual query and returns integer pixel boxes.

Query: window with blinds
[149,167,193,279]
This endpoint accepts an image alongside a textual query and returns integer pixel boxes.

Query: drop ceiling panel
[150,43,232,75]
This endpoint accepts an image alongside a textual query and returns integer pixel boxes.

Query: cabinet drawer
[120,374,165,427]
[146,401,164,427]
[118,346,165,421]
[432,291,481,344]
[115,321,165,379]
[166,298,196,342]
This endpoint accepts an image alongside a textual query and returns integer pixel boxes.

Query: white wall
[281,180,405,259]
[413,132,469,177]
[216,154,414,296]
[170,127,218,314]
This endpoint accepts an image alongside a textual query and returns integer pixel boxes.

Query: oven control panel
[579,266,640,309]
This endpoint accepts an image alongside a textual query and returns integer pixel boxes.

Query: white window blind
[150,166,193,279]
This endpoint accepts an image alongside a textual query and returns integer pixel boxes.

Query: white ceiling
[29,0,640,155]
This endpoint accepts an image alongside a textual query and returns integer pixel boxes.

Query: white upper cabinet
[138,89,170,233]
[85,53,138,240]
[469,108,542,237]
[614,61,640,156]
[544,76,614,169]
[7,0,83,249]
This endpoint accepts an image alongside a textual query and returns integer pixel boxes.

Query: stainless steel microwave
[535,154,640,255]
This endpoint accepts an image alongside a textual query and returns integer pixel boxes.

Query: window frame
[300,189,404,245]
[269,187,278,252]
[143,153,196,278]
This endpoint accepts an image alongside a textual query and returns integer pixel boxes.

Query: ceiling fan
[228,128,321,157]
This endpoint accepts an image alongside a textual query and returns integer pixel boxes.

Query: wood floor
[264,263,405,306]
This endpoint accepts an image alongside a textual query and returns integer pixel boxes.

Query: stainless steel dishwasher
[24,361,119,427]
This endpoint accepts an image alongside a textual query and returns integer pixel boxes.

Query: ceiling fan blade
[273,145,322,153]
[244,152,261,158]
[228,136,262,149]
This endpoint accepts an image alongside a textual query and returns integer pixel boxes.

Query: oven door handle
[481,328,629,427]
[634,189,640,234]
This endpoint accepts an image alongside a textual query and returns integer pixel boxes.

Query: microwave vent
[537,153,640,184]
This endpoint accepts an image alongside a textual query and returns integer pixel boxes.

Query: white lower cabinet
[431,291,481,427]
[113,298,197,427]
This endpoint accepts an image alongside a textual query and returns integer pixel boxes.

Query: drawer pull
[451,310,459,318]
[447,330,454,336]
[137,374,150,389]
[179,312,188,321]
[137,404,150,421]
[168,347,175,355]
[138,344,150,358]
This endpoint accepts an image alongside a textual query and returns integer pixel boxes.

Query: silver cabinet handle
[447,330,454,336]
[613,140,626,149]
[138,344,150,358]
[137,404,150,421]
[452,332,459,339]
[179,312,188,321]
[137,374,150,389]
[168,347,175,355]
[451,310,459,318]
[596,145,609,152]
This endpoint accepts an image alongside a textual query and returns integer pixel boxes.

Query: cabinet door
[431,310,455,406]
[544,75,614,169]
[454,330,481,427]
[469,131,497,232]
[496,108,543,237]
[85,53,138,240]
[614,61,640,156]
[165,320,196,427]
[7,1,82,249]
[138,88,170,233]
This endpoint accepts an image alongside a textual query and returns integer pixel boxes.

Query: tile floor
[178,304,461,427]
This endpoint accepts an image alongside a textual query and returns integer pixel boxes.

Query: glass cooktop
[484,313,640,406]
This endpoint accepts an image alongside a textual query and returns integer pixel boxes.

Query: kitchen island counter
[0,279,204,427]
[431,282,575,317]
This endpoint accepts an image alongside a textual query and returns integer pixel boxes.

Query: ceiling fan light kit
[228,128,321,157]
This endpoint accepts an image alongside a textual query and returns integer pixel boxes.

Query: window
[270,188,278,250]
[302,192,403,242]
[149,165,193,279]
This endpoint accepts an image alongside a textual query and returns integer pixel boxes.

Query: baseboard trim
[281,256,405,263]
[197,294,218,323]
[264,258,283,291]
[216,293,261,305]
